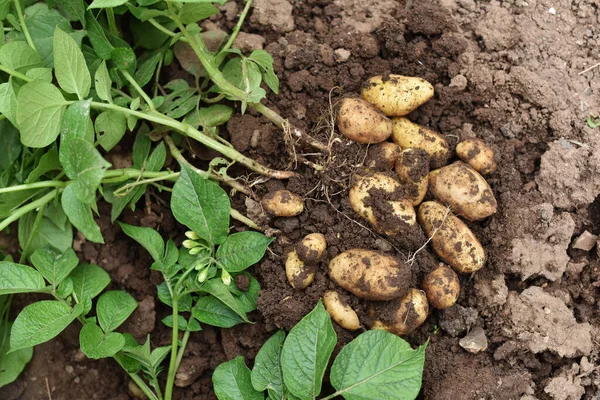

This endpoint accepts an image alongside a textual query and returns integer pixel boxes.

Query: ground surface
[3,0,600,399]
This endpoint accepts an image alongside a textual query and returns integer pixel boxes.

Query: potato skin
[285,250,315,289]
[395,148,430,206]
[328,249,411,301]
[418,201,486,273]
[428,161,497,221]
[261,190,304,217]
[323,291,361,330]
[337,98,392,144]
[370,289,429,335]
[296,233,327,264]
[391,117,450,169]
[456,139,497,175]
[422,265,460,309]
[365,142,402,171]
[361,75,434,117]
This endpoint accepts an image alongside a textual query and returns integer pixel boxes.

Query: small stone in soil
[459,326,488,353]
[571,230,598,251]
[438,304,478,337]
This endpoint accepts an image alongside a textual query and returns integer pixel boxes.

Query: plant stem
[230,208,261,230]
[19,201,46,264]
[102,169,176,184]
[0,189,57,232]
[0,180,66,194]
[148,18,187,43]
[106,8,118,36]
[13,0,36,51]
[127,371,160,400]
[122,70,156,111]
[220,0,252,53]
[112,172,180,197]
[0,64,31,82]
[164,294,179,400]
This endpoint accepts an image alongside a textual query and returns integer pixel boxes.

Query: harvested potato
[328,249,411,301]
[361,75,434,117]
[285,250,315,289]
[422,265,460,309]
[261,190,304,217]
[428,161,497,221]
[323,291,361,330]
[395,148,430,206]
[370,289,429,335]
[296,233,327,264]
[336,98,392,144]
[391,117,450,169]
[456,138,497,175]
[418,201,486,273]
[364,142,402,171]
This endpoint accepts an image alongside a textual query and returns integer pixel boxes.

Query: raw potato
[336,98,392,144]
[296,233,327,264]
[456,138,497,175]
[261,190,304,217]
[323,291,361,330]
[418,201,486,273]
[395,148,430,206]
[429,161,497,221]
[285,250,315,289]
[391,118,450,169]
[361,75,434,117]
[328,249,411,301]
[365,142,402,171]
[370,289,429,335]
[422,265,460,309]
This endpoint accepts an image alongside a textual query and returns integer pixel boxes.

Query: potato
[395,148,430,206]
[296,233,327,264]
[361,75,434,117]
[456,138,497,175]
[262,190,304,217]
[336,98,392,144]
[422,265,460,309]
[428,161,497,221]
[418,201,486,273]
[328,249,411,301]
[285,250,315,289]
[364,142,402,171]
[349,173,416,235]
[391,117,450,169]
[370,289,429,335]
[323,291,361,330]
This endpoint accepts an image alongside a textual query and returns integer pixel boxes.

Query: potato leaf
[118,222,165,262]
[0,261,46,295]
[216,232,273,273]
[97,291,138,333]
[53,27,91,99]
[61,185,104,243]
[30,247,79,286]
[213,356,263,400]
[79,324,125,359]
[70,263,110,301]
[251,330,285,399]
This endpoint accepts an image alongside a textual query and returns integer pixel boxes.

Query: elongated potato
[395,148,430,206]
[391,118,450,169]
[296,233,327,264]
[370,289,429,335]
[262,190,304,217]
[456,138,497,175]
[336,98,392,144]
[429,161,497,221]
[328,249,411,300]
[418,201,486,273]
[422,265,460,309]
[361,75,434,117]
[365,142,402,171]
[286,250,315,289]
[323,291,361,330]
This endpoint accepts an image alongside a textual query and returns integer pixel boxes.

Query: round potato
[395,148,430,206]
[336,98,392,144]
[418,201,486,273]
[365,142,402,171]
[422,265,460,309]
[328,249,411,301]
[262,190,304,217]
[286,250,315,289]
[456,138,497,175]
[369,289,429,335]
[361,75,434,117]
[296,233,327,264]
[428,161,497,221]
[323,291,361,330]
[391,117,450,169]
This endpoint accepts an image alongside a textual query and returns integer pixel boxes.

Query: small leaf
[251,330,285,398]
[161,315,187,330]
[88,0,128,8]
[61,185,104,243]
[85,11,114,60]
[134,52,161,87]
[111,47,136,74]
[0,261,46,295]
[0,321,34,388]
[30,247,79,286]
[79,324,125,359]
[249,50,279,94]
[118,222,164,262]
[17,206,73,260]
[216,232,273,273]
[60,99,92,143]
[97,291,138,333]
[192,296,245,328]
[213,356,263,400]
[95,110,127,151]
[0,82,17,126]
[183,104,233,129]
[202,280,249,323]
[0,41,41,71]
[179,3,218,24]
[70,263,110,301]
[234,273,260,313]
[94,60,112,103]
[54,0,86,24]
[25,67,53,82]
[53,27,91,99]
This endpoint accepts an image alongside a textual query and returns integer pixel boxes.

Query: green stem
[220,0,252,53]
[122,70,156,111]
[13,0,36,51]
[148,18,188,43]
[0,115,6,122]
[0,180,66,194]
[112,88,133,101]
[101,169,176,184]
[0,189,57,232]
[106,8,118,37]
[164,295,179,400]
[174,323,192,371]
[0,64,32,82]
[127,371,160,400]
[112,172,180,197]
[230,209,261,230]
[19,201,47,264]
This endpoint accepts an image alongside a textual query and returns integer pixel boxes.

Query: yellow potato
[369,289,429,335]
[336,98,392,144]
[422,265,460,309]
[261,190,304,217]
[395,148,430,206]
[364,142,402,171]
[323,291,361,330]
[456,138,497,175]
[418,201,486,273]
[328,249,411,301]
[428,161,497,221]
[285,250,315,289]
[391,117,449,169]
[296,233,327,264]
[361,75,434,116]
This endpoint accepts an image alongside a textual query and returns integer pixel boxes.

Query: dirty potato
[456,138,497,175]
[364,142,402,171]
[328,249,411,301]
[370,289,429,335]
[261,190,304,217]
[361,75,434,117]
[422,265,460,309]
[395,148,430,206]
[337,98,392,144]
[285,250,315,289]
[418,201,486,273]
[323,291,361,330]
[391,117,450,169]
[429,161,497,221]
[296,233,327,264]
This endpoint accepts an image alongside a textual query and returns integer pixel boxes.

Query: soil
[3,0,600,399]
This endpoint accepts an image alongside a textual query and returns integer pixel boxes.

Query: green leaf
[171,163,230,245]
[88,0,128,8]
[0,41,41,71]
[61,185,104,243]
[234,273,260,313]
[0,321,33,388]
[183,104,233,129]
[203,279,249,323]
[0,261,46,295]
[79,324,125,359]
[26,149,61,183]
[95,111,127,151]
[192,296,245,328]
[249,50,279,94]
[216,232,273,273]
[85,11,114,60]
[30,246,79,286]
[0,119,21,171]
[179,3,218,24]
[94,60,112,103]
[251,330,285,398]
[70,263,110,301]
[17,206,73,260]
[330,331,427,400]
[53,27,91,99]
[56,277,74,298]
[213,356,263,400]
[97,291,138,333]
[0,82,17,126]
[60,100,91,142]
[281,301,336,400]
[54,0,86,24]
[156,282,192,311]
[221,57,266,103]
[9,301,84,352]
[134,52,161,87]
[16,80,66,148]
[161,315,188,330]
[23,12,74,67]
[118,222,164,262]
[26,67,53,82]
[111,47,136,74]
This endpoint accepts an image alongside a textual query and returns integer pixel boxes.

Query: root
[406,205,451,265]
